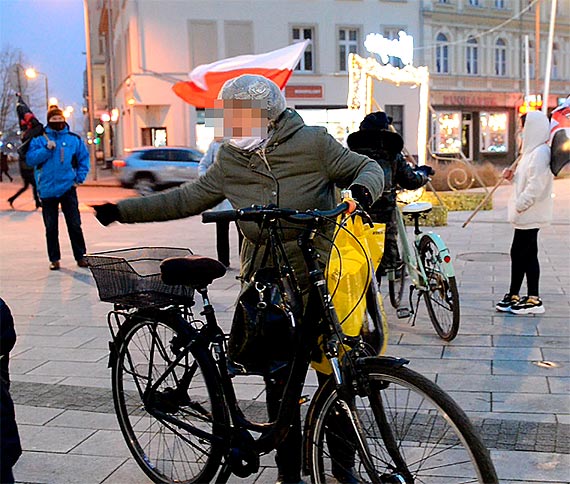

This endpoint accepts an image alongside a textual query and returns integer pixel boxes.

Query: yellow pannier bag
[311,212,387,374]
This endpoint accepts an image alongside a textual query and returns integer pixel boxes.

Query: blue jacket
[27,126,90,199]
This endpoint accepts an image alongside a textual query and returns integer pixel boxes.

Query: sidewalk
[0,178,568,483]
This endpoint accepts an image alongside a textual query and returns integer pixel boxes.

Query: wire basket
[85,247,194,308]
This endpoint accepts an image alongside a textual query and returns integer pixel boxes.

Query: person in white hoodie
[496,111,553,314]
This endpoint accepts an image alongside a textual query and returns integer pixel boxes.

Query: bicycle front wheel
[112,316,228,484]
[419,235,460,341]
[306,360,497,483]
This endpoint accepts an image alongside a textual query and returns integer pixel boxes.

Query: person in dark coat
[8,113,43,209]
[0,298,22,484]
[347,111,433,279]
[0,151,13,182]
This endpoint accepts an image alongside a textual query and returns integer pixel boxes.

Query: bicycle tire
[112,315,228,484]
[388,262,407,309]
[305,359,498,483]
[419,235,460,341]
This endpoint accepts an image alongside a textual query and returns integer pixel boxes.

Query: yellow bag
[311,213,388,374]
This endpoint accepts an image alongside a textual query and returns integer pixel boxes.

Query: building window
[552,43,559,79]
[385,105,404,135]
[338,28,358,72]
[480,112,508,153]
[466,36,478,75]
[292,27,314,72]
[433,111,462,154]
[101,75,106,99]
[494,0,506,8]
[469,0,480,6]
[494,38,507,76]
[435,33,449,74]
[141,127,167,147]
[528,40,535,79]
[383,27,407,68]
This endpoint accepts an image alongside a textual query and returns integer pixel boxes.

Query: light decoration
[348,53,430,166]
[364,31,414,66]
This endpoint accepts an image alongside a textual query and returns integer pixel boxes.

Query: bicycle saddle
[402,201,432,214]
[160,255,227,288]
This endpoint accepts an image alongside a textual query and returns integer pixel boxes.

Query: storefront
[430,91,522,165]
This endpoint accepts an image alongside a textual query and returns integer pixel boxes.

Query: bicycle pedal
[397,307,411,319]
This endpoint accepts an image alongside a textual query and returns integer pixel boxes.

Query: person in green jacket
[94,74,383,484]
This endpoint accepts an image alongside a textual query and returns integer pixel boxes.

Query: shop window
[338,27,359,72]
[141,127,167,147]
[433,112,462,154]
[494,38,507,76]
[435,33,449,74]
[292,26,314,72]
[466,37,478,75]
[480,112,508,153]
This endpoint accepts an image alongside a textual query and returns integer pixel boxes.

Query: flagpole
[542,0,557,114]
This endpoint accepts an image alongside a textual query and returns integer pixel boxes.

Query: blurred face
[48,114,66,131]
[206,99,269,140]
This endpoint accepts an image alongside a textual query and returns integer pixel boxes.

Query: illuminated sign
[364,31,414,66]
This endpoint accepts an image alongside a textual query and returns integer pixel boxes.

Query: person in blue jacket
[27,106,90,270]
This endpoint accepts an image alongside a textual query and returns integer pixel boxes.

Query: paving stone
[18,423,95,453]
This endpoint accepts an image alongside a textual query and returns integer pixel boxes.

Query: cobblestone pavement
[1,174,569,483]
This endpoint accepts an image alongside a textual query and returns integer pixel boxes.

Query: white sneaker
[510,296,545,315]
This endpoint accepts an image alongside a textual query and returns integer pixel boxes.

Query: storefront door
[462,114,472,160]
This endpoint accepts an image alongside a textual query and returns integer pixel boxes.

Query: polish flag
[173,40,310,108]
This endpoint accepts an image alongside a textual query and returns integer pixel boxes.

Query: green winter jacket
[117,109,384,288]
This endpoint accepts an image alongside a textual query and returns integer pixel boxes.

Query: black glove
[349,184,373,211]
[92,203,120,226]
[415,165,435,177]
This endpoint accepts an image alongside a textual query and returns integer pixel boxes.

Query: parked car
[112,146,203,195]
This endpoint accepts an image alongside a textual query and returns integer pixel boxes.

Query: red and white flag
[173,40,310,108]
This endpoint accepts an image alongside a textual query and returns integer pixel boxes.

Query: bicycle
[86,202,495,484]
[387,199,461,341]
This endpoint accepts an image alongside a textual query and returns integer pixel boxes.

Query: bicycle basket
[85,247,194,308]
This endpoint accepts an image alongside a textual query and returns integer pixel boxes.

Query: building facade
[87,0,569,165]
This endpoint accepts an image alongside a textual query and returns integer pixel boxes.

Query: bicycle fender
[422,232,455,278]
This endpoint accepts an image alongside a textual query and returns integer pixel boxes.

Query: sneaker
[77,258,89,268]
[495,293,519,312]
[49,261,60,271]
[510,296,545,315]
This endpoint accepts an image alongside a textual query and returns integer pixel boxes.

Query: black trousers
[41,186,87,262]
[8,178,41,207]
[509,228,540,297]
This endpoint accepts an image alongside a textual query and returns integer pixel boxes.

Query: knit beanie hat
[47,105,64,122]
[218,75,287,121]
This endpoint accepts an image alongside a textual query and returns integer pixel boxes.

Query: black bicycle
[86,202,497,484]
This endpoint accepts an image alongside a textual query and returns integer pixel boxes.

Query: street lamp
[24,68,49,111]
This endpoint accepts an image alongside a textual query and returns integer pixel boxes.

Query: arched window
[494,38,507,76]
[436,33,449,73]
[466,36,478,75]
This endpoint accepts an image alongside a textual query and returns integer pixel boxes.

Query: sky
[0,0,86,121]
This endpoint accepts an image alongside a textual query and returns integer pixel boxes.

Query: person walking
[93,74,383,484]
[495,111,553,314]
[0,151,14,182]
[199,140,243,267]
[347,111,432,281]
[26,106,91,270]
[8,113,43,209]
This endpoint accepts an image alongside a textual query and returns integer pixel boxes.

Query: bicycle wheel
[112,316,228,483]
[419,236,460,341]
[306,359,497,483]
[388,261,407,309]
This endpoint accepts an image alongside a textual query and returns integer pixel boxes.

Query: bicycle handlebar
[201,202,353,225]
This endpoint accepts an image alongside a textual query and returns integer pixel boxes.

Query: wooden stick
[462,156,521,228]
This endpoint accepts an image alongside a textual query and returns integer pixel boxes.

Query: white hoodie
[508,111,553,229]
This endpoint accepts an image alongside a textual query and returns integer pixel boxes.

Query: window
[383,28,406,68]
[552,43,559,79]
[494,38,507,76]
[338,28,359,72]
[385,105,404,135]
[101,75,106,99]
[292,27,314,72]
[188,20,218,67]
[435,33,449,73]
[466,36,478,75]
[433,112,461,154]
[141,128,167,147]
[480,112,508,153]
[469,0,480,6]
[225,21,253,58]
[528,40,535,79]
[494,0,505,7]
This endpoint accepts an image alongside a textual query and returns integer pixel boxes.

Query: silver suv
[113,146,203,195]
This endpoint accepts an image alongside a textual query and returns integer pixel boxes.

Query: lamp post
[24,68,49,112]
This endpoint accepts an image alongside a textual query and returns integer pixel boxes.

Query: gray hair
[218,75,287,121]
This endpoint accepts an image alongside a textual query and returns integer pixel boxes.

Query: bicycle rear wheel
[112,316,228,484]
[306,359,497,483]
[419,235,460,341]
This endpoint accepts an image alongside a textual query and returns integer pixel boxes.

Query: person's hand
[349,184,373,211]
[415,165,435,177]
[46,140,56,150]
[502,167,514,181]
[92,203,120,226]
